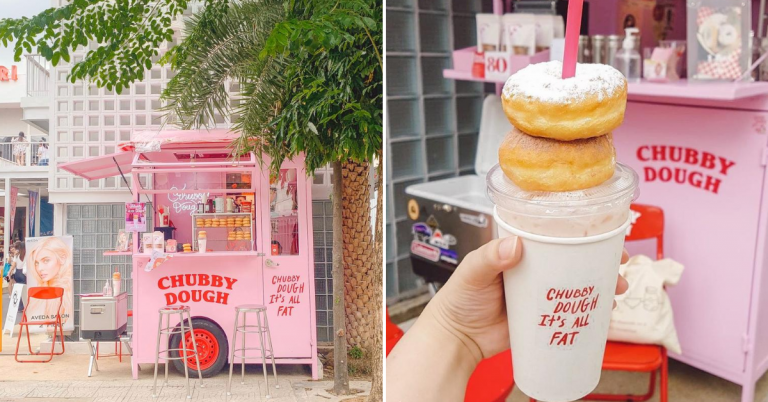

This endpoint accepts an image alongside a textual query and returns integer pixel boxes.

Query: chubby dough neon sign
[167,184,208,214]
[0,66,18,82]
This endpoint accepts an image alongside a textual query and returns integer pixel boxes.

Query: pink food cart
[615,84,768,402]
[60,129,319,379]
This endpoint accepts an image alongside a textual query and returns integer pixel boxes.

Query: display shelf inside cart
[443,68,768,100]
[627,80,768,100]
[442,69,506,83]
[192,212,252,216]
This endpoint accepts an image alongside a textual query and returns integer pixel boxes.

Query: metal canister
[607,35,624,69]
[578,35,591,63]
[591,35,606,64]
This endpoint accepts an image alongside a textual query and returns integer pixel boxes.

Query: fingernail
[498,236,519,260]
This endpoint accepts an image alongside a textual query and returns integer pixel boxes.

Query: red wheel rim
[180,328,219,371]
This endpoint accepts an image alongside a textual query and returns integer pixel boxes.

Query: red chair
[386,309,404,356]
[530,204,668,402]
[15,287,66,363]
[466,349,515,402]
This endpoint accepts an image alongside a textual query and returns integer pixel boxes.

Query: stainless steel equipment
[607,35,624,68]
[80,292,128,340]
[405,95,509,283]
[592,35,606,64]
[578,35,591,63]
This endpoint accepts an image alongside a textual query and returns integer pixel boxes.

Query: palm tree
[160,0,382,397]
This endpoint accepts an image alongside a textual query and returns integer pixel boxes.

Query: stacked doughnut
[499,61,628,192]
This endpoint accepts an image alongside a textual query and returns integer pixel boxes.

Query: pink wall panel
[750,171,768,374]
[259,160,313,358]
[133,255,265,364]
[615,101,767,374]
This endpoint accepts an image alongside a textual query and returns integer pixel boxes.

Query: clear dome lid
[486,163,639,218]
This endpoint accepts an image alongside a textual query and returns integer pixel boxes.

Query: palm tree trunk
[332,160,349,395]
[367,153,383,402]
[341,160,375,357]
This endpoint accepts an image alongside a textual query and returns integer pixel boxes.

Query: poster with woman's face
[24,236,74,333]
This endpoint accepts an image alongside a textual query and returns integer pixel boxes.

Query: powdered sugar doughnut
[502,61,627,141]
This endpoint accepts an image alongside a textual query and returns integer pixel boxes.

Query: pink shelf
[132,251,261,258]
[442,71,768,101]
[443,68,506,83]
[627,80,768,101]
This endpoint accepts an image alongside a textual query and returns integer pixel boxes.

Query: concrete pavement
[0,350,369,401]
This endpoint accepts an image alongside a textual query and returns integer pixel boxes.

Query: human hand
[421,236,629,364]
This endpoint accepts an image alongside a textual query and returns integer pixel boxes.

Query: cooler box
[80,292,128,341]
[405,95,510,283]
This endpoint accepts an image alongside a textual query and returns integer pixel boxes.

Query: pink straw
[562,0,585,79]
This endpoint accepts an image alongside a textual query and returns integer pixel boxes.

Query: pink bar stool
[227,304,278,398]
[151,305,204,399]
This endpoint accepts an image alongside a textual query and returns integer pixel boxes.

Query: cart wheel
[169,318,228,378]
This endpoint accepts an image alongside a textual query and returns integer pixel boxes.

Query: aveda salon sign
[0,65,18,82]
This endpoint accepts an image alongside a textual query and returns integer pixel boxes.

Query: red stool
[96,309,132,362]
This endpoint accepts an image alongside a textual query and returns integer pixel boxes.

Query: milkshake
[491,61,637,401]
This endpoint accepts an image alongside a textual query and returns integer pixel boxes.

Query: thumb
[454,235,522,288]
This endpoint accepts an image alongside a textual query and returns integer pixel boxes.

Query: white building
[0,52,50,259]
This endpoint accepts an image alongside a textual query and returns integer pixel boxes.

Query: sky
[0,0,52,63]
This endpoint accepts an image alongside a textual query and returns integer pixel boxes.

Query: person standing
[12,132,28,165]
[4,244,17,288]
[37,141,49,166]
[11,241,27,312]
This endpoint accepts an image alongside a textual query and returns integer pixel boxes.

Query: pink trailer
[614,85,768,402]
[60,129,318,379]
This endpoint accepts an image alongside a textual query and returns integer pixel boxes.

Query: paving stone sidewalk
[0,353,369,401]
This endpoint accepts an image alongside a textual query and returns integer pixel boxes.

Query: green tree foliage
[164,0,382,173]
[0,0,382,172]
[259,0,382,172]
[0,0,231,93]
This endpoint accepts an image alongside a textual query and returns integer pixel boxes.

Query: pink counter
[615,85,768,402]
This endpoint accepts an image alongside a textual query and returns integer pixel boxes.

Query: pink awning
[58,151,136,181]
[59,129,244,180]
[121,129,241,152]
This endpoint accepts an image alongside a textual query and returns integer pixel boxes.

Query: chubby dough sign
[158,274,238,306]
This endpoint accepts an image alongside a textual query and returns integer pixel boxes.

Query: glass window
[270,168,300,256]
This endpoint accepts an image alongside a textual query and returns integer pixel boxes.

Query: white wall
[0,0,50,106]
[0,58,27,105]
[0,108,45,139]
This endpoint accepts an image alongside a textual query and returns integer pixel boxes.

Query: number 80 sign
[484,51,511,81]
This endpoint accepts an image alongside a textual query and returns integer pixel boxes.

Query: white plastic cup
[487,163,638,402]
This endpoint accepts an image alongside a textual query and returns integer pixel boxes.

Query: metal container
[607,35,624,68]
[578,35,591,63]
[592,35,606,64]
[405,95,508,284]
[80,292,128,340]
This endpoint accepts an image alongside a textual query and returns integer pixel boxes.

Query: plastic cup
[486,163,638,402]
